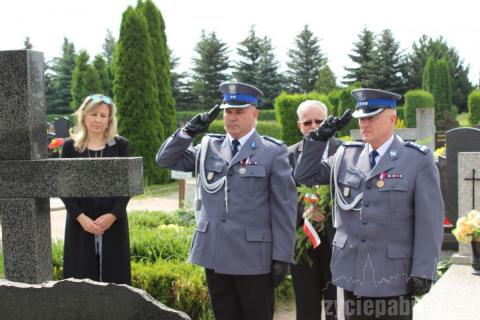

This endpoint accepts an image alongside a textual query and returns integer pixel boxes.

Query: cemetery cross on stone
[464,169,480,210]
[0,50,143,284]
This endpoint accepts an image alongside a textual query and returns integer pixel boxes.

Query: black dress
[60,136,131,284]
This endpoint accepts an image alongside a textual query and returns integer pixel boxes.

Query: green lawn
[133,181,179,199]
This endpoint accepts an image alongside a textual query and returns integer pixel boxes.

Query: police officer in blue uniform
[156,82,297,320]
[294,88,444,320]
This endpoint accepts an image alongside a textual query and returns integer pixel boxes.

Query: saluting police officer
[156,82,297,320]
[294,88,444,320]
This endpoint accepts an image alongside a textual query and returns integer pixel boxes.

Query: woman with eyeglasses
[60,94,131,285]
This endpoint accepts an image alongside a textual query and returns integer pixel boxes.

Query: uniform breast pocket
[204,158,227,182]
[338,170,363,201]
[378,179,409,213]
[239,165,267,194]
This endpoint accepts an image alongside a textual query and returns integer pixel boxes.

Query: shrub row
[176,109,277,128]
[468,90,480,125]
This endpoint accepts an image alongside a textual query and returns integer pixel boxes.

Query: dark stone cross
[464,169,480,210]
[0,50,143,284]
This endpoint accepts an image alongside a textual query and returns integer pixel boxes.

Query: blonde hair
[71,94,118,152]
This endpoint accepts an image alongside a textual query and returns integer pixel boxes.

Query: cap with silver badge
[219,81,263,109]
[351,88,401,119]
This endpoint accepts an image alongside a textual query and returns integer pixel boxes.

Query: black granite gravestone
[53,116,70,138]
[0,50,143,283]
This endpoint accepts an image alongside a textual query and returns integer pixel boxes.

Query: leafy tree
[405,35,473,112]
[114,6,165,184]
[343,27,376,86]
[368,29,406,94]
[286,25,324,93]
[315,64,337,94]
[46,38,77,114]
[71,50,101,110]
[234,25,262,86]
[255,36,283,108]
[137,0,176,137]
[191,31,230,107]
[24,37,33,49]
[93,54,112,96]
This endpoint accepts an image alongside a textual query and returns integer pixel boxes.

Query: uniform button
[366,183,372,190]
[221,218,226,222]
[362,221,367,225]
[364,201,369,207]
[361,239,366,243]
[227,188,231,192]
[228,172,233,176]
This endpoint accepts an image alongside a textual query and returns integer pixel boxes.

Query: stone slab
[0,157,144,198]
[0,278,191,320]
[0,50,46,160]
[413,264,480,319]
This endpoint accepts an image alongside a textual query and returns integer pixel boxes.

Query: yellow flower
[453,210,480,243]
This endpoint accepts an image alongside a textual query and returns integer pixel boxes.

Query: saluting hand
[184,104,221,137]
[308,109,352,141]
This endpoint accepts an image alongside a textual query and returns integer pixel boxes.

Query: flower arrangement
[48,138,64,154]
[294,185,332,266]
[452,210,480,243]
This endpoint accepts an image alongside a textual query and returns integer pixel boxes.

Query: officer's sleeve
[270,145,297,264]
[411,150,444,280]
[156,129,198,172]
[294,138,332,185]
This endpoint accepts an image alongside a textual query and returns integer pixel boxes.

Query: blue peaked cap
[351,88,402,118]
[219,81,263,109]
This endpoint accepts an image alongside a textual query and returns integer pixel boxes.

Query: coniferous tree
[286,25,324,93]
[368,29,406,94]
[191,31,230,107]
[315,64,337,94]
[234,25,262,86]
[255,36,283,108]
[47,38,77,114]
[405,35,472,112]
[102,29,116,97]
[93,54,112,96]
[422,56,436,93]
[114,6,164,184]
[170,51,199,111]
[137,0,176,137]
[343,27,376,86]
[71,50,101,110]
[433,58,453,120]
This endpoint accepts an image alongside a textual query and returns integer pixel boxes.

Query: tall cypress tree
[71,50,101,110]
[433,58,453,120]
[422,56,436,93]
[93,54,112,96]
[343,27,376,86]
[191,31,230,107]
[315,64,337,94]
[114,6,165,184]
[137,0,176,137]
[47,38,77,114]
[255,36,283,108]
[234,25,262,86]
[286,25,324,93]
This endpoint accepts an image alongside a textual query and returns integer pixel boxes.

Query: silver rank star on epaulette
[405,141,429,154]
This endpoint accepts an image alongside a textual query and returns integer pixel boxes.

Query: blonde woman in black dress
[61,94,131,284]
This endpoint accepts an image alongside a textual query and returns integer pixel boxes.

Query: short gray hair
[296,100,328,119]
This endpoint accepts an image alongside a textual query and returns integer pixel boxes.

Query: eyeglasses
[302,119,324,126]
[89,94,113,105]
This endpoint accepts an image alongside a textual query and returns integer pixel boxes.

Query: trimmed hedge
[207,119,282,139]
[337,89,358,136]
[404,90,434,127]
[274,91,333,146]
[468,90,480,125]
[176,109,277,128]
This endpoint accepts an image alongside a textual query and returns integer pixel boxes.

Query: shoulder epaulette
[404,141,429,154]
[342,141,364,147]
[206,133,226,140]
[263,135,284,146]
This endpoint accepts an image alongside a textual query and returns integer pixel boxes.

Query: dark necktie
[370,149,379,169]
[232,139,240,158]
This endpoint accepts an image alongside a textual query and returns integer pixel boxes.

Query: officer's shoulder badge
[206,133,226,140]
[404,141,429,154]
[342,141,364,147]
[262,135,284,146]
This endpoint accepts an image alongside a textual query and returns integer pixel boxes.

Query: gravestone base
[451,253,469,265]
[0,278,191,320]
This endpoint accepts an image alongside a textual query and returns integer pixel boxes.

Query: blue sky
[2,0,478,84]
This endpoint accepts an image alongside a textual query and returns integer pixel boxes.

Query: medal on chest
[239,158,247,175]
